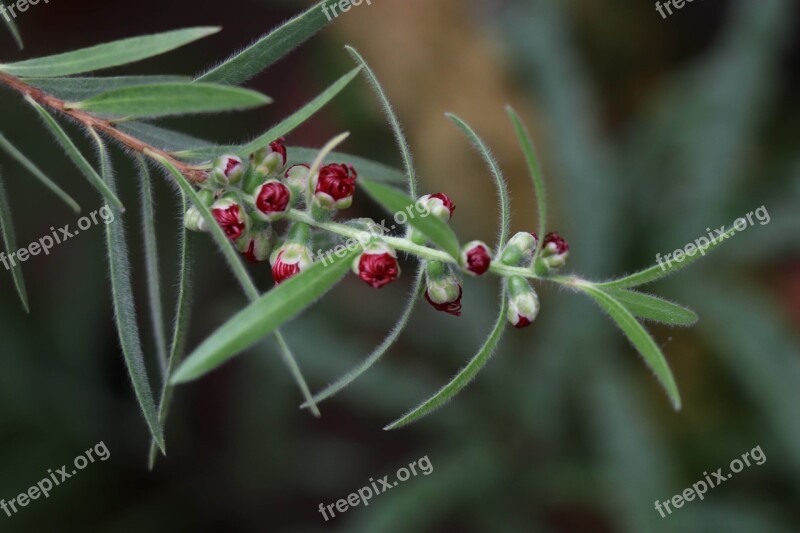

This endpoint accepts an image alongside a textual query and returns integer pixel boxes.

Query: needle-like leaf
[0,171,29,312]
[1,0,23,50]
[605,289,698,327]
[1,27,220,78]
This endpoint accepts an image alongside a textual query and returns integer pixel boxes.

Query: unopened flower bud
[500,231,538,266]
[424,261,463,316]
[461,241,492,276]
[506,276,539,328]
[417,193,455,221]
[352,242,400,289]
[184,206,208,232]
[252,138,287,176]
[285,164,310,197]
[270,242,313,284]
[211,197,247,241]
[211,155,245,186]
[312,163,357,210]
[237,227,274,263]
[253,180,292,221]
[537,232,570,271]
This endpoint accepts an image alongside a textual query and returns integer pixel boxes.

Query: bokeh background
[0,0,798,531]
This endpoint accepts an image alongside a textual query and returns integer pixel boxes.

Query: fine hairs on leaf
[149,189,194,469]
[91,130,165,451]
[138,158,169,377]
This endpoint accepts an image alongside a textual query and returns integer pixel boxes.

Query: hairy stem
[0,71,208,183]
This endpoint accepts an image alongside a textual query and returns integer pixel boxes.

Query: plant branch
[0,71,208,183]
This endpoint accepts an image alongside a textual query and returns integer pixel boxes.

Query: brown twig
[0,71,208,183]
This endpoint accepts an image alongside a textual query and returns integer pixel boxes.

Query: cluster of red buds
[184,138,569,329]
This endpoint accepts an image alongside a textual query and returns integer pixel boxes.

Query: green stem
[285,209,552,281]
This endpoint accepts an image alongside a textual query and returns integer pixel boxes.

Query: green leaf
[26,75,189,101]
[598,226,738,290]
[0,133,80,213]
[0,171,29,312]
[68,83,270,118]
[506,106,547,252]
[1,0,23,50]
[151,153,320,410]
[385,291,509,430]
[138,158,168,376]
[578,283,681,410]
[25,97,124,212]
[274,331,320,417]
[196,0,338,85]
[303,264,424,408]
[605,289,698,327]
[361,180,461,259]
[446,113,511,249]
[174,67,361,160]
[288,148,407,185]
[91,130,165,452]
[149,191,194,470]
[171,247,358,385]
[0,27,220,78]
[118,122,210,153]
[345,46,419,198]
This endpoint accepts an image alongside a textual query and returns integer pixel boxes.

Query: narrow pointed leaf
[119,122,210,153]
[0,172,29,312]
[138,158,168,376]
[506,106,547,252]
[68,83,270,118]
[149,191,194,469]
[598,226,738,290]
[361,179,460,259]
[26,75,189,101]
[1,1,23,50]
[304,265,424,408]
[579,284,681,410]
[196,0,339,85]
[275,331,320,417]
[175,67,361,160]
[171,247,358,384]
[385,292,509,430]
[345,46,419,198]
[446,113,511,248]
[26,97,124,211]
[0,27,220,78]
[0,133,80,213]
[605,289,698,327]
[92,131,165,451]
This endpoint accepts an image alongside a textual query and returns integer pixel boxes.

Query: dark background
[0,0,798,531]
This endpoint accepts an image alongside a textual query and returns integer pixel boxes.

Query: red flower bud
[254,180,292,221]
[211,155,245,186]
[540,232,570,270]
[252,137,288,175]
[313,163,357,209]
[270,243,313,285]
[425,286,463,316]
[461,240,492,276]
[506,276,539,328]
[285,164,310,196]
[352,243,400,289]
[237,228,274,263]
[211,198,246,241]
[419,193,456,221]
[269,137,287,166]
